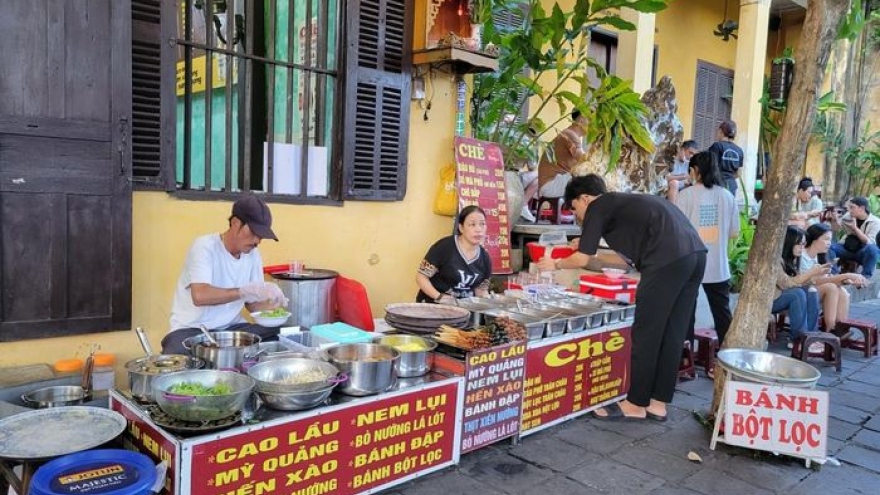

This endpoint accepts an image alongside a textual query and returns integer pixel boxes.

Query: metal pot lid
[125,354,193,374]
[271,268,338,281]
[0,406,126,460]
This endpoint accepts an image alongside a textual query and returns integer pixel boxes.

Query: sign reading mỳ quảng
[723,381,828,459]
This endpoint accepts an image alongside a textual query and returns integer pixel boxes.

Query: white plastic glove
[240,282,285,304]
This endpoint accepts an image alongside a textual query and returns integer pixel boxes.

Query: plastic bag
[433,163,457,216]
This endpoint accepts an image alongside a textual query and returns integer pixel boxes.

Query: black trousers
[161,323,280,356]
[687,280,733,346]
[627,251,706,406]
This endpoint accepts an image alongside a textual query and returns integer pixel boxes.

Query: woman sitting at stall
[775,226,826,347]
[801,223,868,330]
[416,205,492,304]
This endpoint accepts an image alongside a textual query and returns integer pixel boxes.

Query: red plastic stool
[694,328,719,375]
[791,333,842,372]
[535,196,563,224]
[678,341,696,381]
[834,318,878,357]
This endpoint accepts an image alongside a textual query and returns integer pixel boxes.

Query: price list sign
[453,136,512,274]
[188,382,460,495]
[460,342,526,453]
[521,328,631,434]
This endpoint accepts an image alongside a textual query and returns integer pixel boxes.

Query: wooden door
[0,0,132,341]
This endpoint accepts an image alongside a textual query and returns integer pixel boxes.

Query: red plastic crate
[526,242,575,260]
[579,274,638,303]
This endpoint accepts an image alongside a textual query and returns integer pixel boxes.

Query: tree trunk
[711,0,851,412]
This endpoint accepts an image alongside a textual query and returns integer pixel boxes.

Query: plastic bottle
[91,353,116,391]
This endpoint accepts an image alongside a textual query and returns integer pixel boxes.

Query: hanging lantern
[769,57,794,108]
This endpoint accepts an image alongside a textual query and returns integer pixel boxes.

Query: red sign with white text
[454,136,512,274]
[521,327,631,433]
[187,382,459,495]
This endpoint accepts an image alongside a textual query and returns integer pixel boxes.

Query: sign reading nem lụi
[723,381,829,459]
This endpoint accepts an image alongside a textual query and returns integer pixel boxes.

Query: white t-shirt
[676,184,740,283]
[169,234,265,331]
[799,251,819,272]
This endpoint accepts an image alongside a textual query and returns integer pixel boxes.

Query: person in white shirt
[163,196,288,355]
[828,196,880,279]
[675,151,740,349]
[665,140,698,203]
[790,177,824,227]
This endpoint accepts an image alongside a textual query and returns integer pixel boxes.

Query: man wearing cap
[829,196,880,279]
[163,196,288,354]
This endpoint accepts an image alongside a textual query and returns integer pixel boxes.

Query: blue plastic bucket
[30,449,157,495]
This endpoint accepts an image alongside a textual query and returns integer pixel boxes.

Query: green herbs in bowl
[251,308,291,327]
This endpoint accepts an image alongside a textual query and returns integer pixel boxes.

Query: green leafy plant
[471,0,669,171]
[469,0,494,25]
[729,177,755,293]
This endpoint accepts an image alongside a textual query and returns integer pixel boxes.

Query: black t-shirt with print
[416,235,493,302]
[578,193,706,271]
[708,141,744,180]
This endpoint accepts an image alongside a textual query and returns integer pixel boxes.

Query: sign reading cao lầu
[723,381,828,459]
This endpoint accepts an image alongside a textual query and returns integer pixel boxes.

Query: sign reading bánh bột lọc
[186,381,460,495]
[723,381,828,459]
[460,341,526,453]
[453,136,512,274]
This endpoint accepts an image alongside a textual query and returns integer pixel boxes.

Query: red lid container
[526,242,575,261]
[579,274,638,303]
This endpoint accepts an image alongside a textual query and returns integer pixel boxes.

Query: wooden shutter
[493,3,530,122]
[131,0,175,189]
[342,0,413,200]
[693,60,734,150]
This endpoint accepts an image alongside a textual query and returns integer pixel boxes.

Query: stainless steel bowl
[326,343,400,396]
[246,358,342,394]
[21,386,88,408]
[373,335,437,377]
[152,370,255,422]
[717,348,821,387]
[255,385,336,411]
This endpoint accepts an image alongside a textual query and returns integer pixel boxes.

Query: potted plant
[468,0,493,50]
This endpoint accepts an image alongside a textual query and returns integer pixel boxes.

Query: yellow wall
[0,78,462,377]
[655,0,739,140]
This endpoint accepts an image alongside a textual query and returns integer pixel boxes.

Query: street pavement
[382,299,880,495]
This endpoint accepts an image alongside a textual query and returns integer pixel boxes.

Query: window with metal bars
[131,0,413,202]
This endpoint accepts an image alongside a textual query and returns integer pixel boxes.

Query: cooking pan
[22,352,94,408]
[126,327,205,401]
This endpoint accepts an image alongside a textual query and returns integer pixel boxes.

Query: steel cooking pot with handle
[125,354,205,402]
[183,330,261,370]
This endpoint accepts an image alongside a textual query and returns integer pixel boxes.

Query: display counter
[111,373,463,495]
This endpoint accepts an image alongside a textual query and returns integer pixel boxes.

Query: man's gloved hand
[240,281,285,304]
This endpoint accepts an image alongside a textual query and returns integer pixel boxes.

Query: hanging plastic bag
[433,163,457,216]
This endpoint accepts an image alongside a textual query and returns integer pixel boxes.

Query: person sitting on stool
[536,110,587,204]
[828,196,880,279]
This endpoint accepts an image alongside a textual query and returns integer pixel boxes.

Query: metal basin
[152,370,255,422]
[326,343,400,396]
[717,349,821,387]
[21,386,88,408]
[255,385,336,411]
[246,358,342,394]
[373,334,438,377]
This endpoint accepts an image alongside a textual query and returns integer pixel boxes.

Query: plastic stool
[791,333,842,372]
[694,328,719,374]
[678,341,696,381]
[535,196,563,224]
[834,318,878,357]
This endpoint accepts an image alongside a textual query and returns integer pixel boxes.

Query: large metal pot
[152,370,255,422]
[125,355,205,402]
[183,331,261,371]
[373,335,437,377]
[326,343,399,396]
[271,269,338,328]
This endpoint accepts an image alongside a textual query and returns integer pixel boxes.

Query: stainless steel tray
[511,308,567,337]
[482,309,545,341]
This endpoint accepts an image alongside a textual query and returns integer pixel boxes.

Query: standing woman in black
[537,175,707,421]
[707,120,745,196]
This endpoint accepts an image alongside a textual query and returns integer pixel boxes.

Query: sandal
[645,411,668,422]
[706,364,715,380]
[591,403,646,422]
